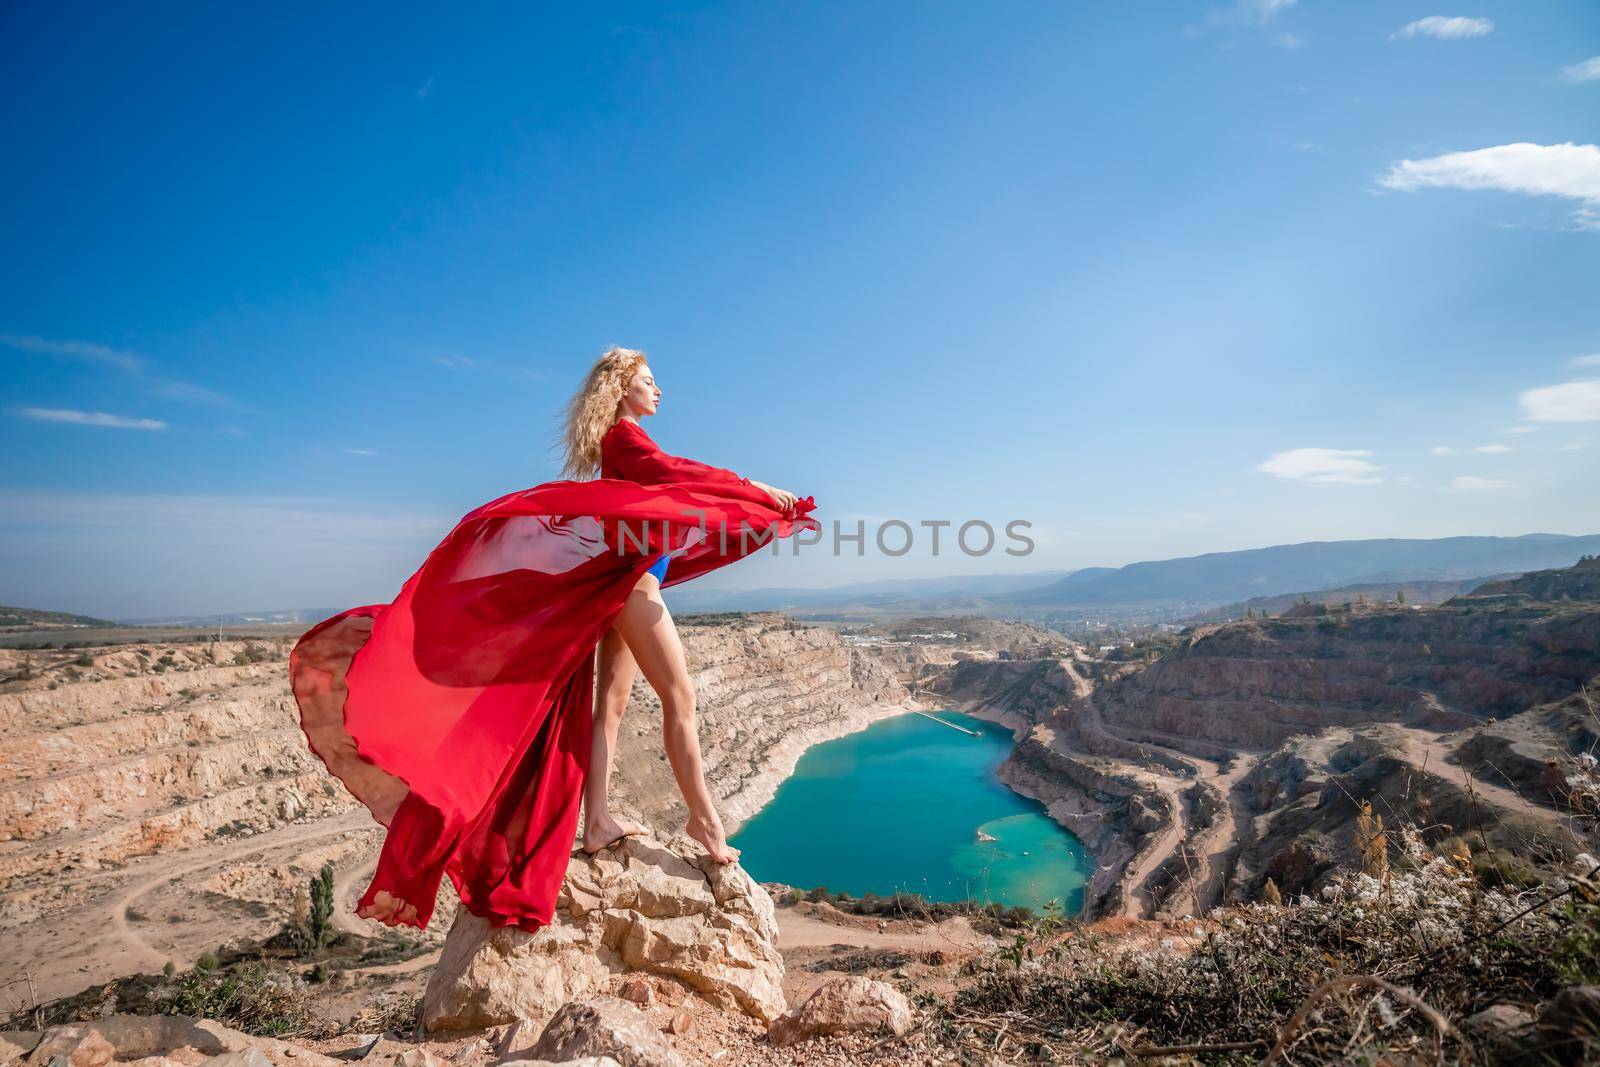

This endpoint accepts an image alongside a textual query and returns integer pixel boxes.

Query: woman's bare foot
[583,814,649,855]
[685,813,740,864]
[357,889,419,927]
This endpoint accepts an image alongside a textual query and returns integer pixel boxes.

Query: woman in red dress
[289,346,815,932]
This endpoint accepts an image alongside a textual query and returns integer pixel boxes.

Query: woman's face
[620,363,661,418]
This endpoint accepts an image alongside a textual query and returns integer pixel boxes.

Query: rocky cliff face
[0,616,910,1004]
[1464,553,1600,603]
[991,722,1169,916]
[922,657,1080,733]
[1230,722,1588,904]
[848,616,1075,722]
[0,647,359,887]
[1092,603,1600,749]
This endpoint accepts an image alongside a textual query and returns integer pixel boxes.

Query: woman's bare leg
[612,571,740,863]
[582,624,649,853]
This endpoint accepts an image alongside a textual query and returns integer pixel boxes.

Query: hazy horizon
[10,528,1598,623]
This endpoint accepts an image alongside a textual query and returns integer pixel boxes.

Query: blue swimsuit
[646,553,670,584]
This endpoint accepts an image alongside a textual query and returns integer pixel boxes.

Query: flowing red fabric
[289,418,817,931]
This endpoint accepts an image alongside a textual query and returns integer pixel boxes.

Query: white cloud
[1520,379,1600,422]
[150,379,232,405]
[1390,16,1494,41]
[1450,475,1509,491]
[1570,353,1600,367]
[344,448,381,457]
[1497,425,1538,434]
[1430,445,1453,455]
[1472,444,1512,453]
[1557,442,1586,451]
[1236,0,1296,23]
[1198,0,1302,46]
[1256,448,1381,484]
[1,333,143,372]
[416,76,435,100]
[1378,142,1600,231]
[1561,57,1600,84]
[16,406,167,430]
[1,332,234,407]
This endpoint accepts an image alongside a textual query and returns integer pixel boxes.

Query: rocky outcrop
[1052,702,1195,776]
[1463,554,1600,604]
[522,997,687,1067]
[1230,726,1586,902]
[420,833,785,1032]
[13,1015,341,1067]
[1259,832,1335,899]
[924,657,1079,732]
[1453,686,1600,808]
[1092,604,1600,749]
[765,976,914,1046]
[0,650,354,886]
[993,723,1171,916]
[1239,741,1324,814]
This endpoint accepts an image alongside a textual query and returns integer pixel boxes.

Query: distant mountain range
[669,533,1600,620]
[0,604,121,629]
[1000,534,1600,608]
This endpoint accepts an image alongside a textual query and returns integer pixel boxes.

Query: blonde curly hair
[559,345,648,479]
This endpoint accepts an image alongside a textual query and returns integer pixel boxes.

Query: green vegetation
[775,884,1037,930]
[150,963,322,1038]
[307,864,335,950]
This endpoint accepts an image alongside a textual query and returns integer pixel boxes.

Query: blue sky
[2,1,1598,618]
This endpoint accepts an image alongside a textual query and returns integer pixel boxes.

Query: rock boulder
[1261,833,1336,898]
[18,1017,339,1067]
[524,997,686,1067]
[766,976,914,1046]
[421,833,785,1032]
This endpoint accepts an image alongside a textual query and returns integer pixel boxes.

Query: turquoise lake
[729,710,1089,914]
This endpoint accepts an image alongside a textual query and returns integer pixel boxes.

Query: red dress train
[289,417,817,931]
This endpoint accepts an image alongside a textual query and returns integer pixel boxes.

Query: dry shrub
[149,963,327,1039]
[1355,801,1388,880]
[930,829,1600,1064]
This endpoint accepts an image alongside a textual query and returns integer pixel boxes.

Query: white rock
[25,1027,114,1067]
[200,1052,273,1067]
[422,834,784,1031]
[766,976,914,1047]
[19,1018,339,1067]
[525,998,684,1067]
